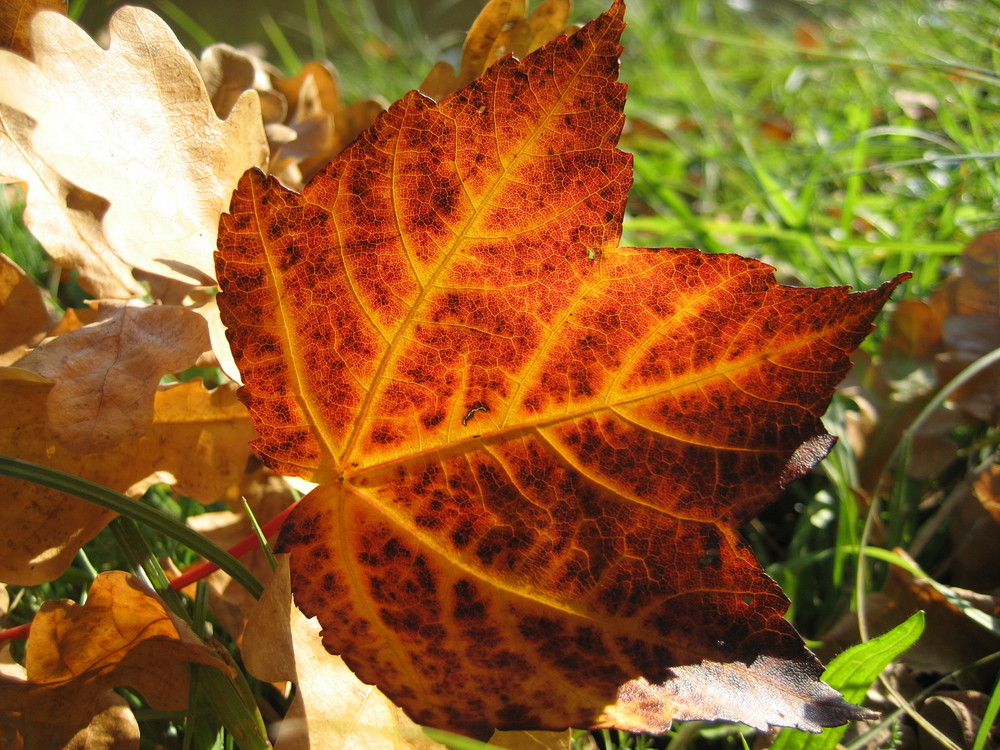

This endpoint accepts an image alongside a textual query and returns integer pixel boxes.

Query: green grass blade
[153,0,216,50]
[422,727,494,749]
[769,611,925,750]
[972,668,1000,750]
[260,10,302,75]
[0,455,263,599]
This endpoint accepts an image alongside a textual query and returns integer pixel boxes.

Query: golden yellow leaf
[15,302,210,454]
[420,0,572,101]
[0,7,268,285]
[0,572,228,743]
[242,555,445,750]
[0,377,257,584]
[0,253,51,365]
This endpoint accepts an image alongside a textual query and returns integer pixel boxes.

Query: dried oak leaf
[14,301,210,454]
[0,253,52,365]
[216,0,904,737]
[269,61,386,188]
[0,7,268,286]
[420,0,573,101]
[198,43,287,124]
[0,0,133,299]
[3,688,140,750]
[242,555,444,750]
[842,298,952,490]
[0,375,257,584]
[931,228,1000,422]
[0,0,63,59]
[0,572,227,744]
[0,105,140,299]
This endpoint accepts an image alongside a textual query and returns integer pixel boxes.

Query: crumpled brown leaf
[419,0,574,101]
[0,638,24,750]
[0,6,268,286]
[14,301,210,454]
[918,691,993,750]
[820,551,1000,679]
[947,462,1000,593]
[0,572,228,745]
[843,297,959,491]
[0,374,257,584]
[0,253,51,365]
[269,61,385,187]
[241,555,444,750]
[23,690,140,750]
[931,228,1000,422]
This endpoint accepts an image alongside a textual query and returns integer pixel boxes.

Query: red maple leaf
[216,0,905,737]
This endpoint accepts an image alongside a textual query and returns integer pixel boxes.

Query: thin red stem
[0,502,298,644]
[0,623,30,646]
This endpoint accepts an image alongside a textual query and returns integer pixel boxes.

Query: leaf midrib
[347,320,838,484]
[336,23,619,468]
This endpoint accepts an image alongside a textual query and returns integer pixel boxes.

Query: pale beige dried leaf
[15,301,210,453]
[489,729,573,749]
[0,106,142,298]
[192,294,242,383]
[242,555,444,750]
[268,61,384,187]
[602,656,874,733]
[0,7,268,284]
[199,43,286,123]
[0,377,256,584]
[0,252,51,364]
[0,0,63,58]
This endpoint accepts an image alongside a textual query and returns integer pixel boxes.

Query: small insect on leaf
[462,403,489,426]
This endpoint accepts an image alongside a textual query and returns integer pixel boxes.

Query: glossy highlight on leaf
[216,0,907,737]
